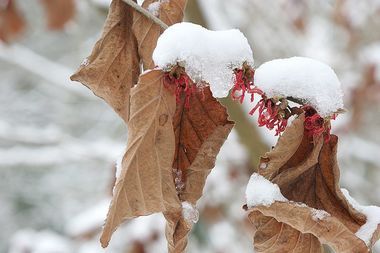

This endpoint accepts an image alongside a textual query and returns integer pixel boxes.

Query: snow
[254,57,344,117]
[181,202,199,224]
[245,173,287,208]
[152,22,254,98]
[342,188,380,245]
[91,0,111,8]
[147,1,169,17]
[9,230,71,253]
[148,2,161,16]
[311,208,330,221]
[66,199,111,237]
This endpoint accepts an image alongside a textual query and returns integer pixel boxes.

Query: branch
[121,0,168,30]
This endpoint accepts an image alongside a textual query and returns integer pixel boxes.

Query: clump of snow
[254,57,344,117]
[152,22,254,98]
[182,201,199,224]
[311,208,330,221]
[147,1,161,16]
[342,188,380,245]
[245,173,287,208]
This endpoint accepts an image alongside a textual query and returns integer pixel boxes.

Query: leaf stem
[121,0,168,30]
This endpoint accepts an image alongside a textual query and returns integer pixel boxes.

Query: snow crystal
[245,173,287,208]
[148,2,161,16]
[311,208,330,221]
[152,22,254,98]
[254,57,344,117]
[342,188,380,245]
[182,201,199,224]
[80,58,89,67]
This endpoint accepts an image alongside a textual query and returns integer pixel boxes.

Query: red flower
[164,70,196,108]
[231,67,262,103]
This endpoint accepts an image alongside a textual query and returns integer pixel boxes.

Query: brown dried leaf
[133,0,187,69]
[40,0,75,30]
[0,1,25,43]
[247,115,380,252]
[165,88,234,253]
[100,70,181,247]
[71,0,140,123]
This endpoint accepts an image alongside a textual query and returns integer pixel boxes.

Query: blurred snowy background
[0,0,379,252]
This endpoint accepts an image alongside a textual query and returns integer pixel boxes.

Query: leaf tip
[100,232,110,248]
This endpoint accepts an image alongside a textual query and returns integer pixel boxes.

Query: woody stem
[121,0,169,30]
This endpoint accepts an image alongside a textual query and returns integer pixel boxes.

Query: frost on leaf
[71,0,140,123]
[0,0,25,43]
[245,115,380,253]
[164,85,234,253]
[133,0,187,69]
[100,70,181,248]
[40,0,75,30]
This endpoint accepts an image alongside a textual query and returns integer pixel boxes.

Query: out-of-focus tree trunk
[185,0,268,169]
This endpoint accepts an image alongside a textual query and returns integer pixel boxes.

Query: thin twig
[121,0,168,30]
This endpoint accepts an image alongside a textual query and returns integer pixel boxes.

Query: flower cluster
[231,65,290,136]
[231,66,261,103]
[163,67,196,108]
[249,97,289,136]
[302,105,335,142]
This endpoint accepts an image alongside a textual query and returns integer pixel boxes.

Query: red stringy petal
[164,71,195,108]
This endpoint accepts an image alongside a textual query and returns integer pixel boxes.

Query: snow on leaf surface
[342,188,380,246]
[153,22,254,98]
[246,115,380,252]
[245,173,287,207]
[254,57,344,116]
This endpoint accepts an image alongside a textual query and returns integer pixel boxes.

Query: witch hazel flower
[231,64,290,136]
[163,65,197,108]
[231,57,344,139]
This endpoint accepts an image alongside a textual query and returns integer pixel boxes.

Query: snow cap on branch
[153,22,254,97]
[254,57,344,117]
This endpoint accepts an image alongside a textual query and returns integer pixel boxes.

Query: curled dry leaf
[165,87,234,253]
[246,115,380,252]
[133,0,187,69]
[100,70,181,247]
[0,0,25,43]
[71,0,140,123]
[40,0,75,30]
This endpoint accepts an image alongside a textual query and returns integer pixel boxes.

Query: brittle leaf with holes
[133,0,187,69]
[245,115,380,253]
[164,84,234,253]
[71,0,140,123]
[100,70,181,248]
